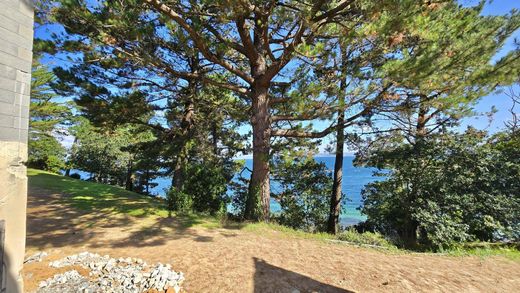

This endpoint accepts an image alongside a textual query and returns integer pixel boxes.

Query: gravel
[38,252,184,293]
[24,251,48,264]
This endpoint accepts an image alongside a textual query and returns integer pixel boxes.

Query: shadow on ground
[26,185,235,250]
[253,257,353,293]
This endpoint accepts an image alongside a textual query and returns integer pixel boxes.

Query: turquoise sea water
[150,156,378,226]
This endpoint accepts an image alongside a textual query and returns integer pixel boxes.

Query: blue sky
[36,1,520,155]
[458,0,520,133]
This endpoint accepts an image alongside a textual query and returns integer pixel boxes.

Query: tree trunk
[211,121,218,156]
[400,219,418,247]
[404,95,429,246]
[171,85,196,192]
[173,153,185,191]
[145,169,149,194]
[328,118,344,234]
[328,45,348,234]
[125,158,133,191]
[245,84,271,221]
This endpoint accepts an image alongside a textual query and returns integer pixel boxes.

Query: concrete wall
[0,0,33,292]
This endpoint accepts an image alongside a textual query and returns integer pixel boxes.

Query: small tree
[28,59,70,173]
[271,152,332,232]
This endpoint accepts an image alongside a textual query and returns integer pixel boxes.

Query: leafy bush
[229,175,249,219]
[166,188,192,216]
[271,155,332,232]
[337,228,395,248]
[182,163,229,215]
[27,136,66,173]
[359,128,520,250]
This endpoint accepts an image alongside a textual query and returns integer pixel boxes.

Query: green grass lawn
[28,168,168,217]
[28,168,224,228]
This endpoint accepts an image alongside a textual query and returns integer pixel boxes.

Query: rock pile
[38,252,184,293]
[24,251,48,264]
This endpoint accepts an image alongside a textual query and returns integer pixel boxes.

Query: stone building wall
[0,0,34,292]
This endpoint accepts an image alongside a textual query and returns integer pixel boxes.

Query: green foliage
[336,228,395,249]
[69,118,131,182]
[229,173,250,219]
[271,155,332,232]
[28,59,70,173]
[28,135,66,173]
[442,243,520,261]
[165,188,192,215]
[68,117,158,191]
[360,128,520,250]
[182,163,229,215]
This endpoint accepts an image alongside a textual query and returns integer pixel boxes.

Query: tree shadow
[91,215,218,248]
[26,188,135,250]
[30,172,166,218]
[253,257,354,293]
[26,185,234,250]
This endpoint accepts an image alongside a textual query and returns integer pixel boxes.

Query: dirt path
[23,188,520,292]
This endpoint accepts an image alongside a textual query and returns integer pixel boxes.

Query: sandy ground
[23,188,520,293]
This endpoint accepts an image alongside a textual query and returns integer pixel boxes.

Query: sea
[149,156,379,227]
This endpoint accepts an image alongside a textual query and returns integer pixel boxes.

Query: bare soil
[24,188,520,292]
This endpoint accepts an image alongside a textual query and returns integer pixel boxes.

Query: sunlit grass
[441,244,520,261]
[28,168,168,217]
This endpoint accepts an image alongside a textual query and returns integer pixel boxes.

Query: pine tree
[28,58,71,172]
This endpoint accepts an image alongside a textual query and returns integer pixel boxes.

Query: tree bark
[327,44,348,234]
[171,55,198,192]
[328,114,344,234]
[173,155,184,191]
[125,158,133,191]
[245,84,271,221]
[211,121,218,156]
[145,169,150,195]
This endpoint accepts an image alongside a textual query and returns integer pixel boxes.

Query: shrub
[165,188,192,216]
[182,163,229,215]
[337,228,394,248]
[229,176,249,219]
[271,155,331,232]
[359,128,520,250]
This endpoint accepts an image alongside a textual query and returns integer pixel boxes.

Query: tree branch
[143,0,254,84]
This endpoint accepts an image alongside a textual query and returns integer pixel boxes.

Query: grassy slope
[28,168,520,260]
[28,168,168,217]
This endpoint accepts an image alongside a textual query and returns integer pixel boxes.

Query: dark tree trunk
[145,169,150,194]
[211,121,218,156]
[415,96,428,144]
[328,118,344,234]
[171,56,198,192]
[328,45,348,234]
[400,220,419,247]
[245,83,271,221]
[65,168,70,177]
[245,22,272,221]
[125,158,133,191]
[404,95,430,246]
[173,148,186,191]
